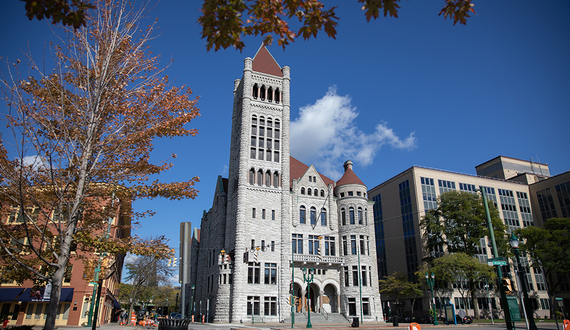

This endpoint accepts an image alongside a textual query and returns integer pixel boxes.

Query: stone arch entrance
[293,283,303,313]
[304,283,318,312]
[323,284,338,313]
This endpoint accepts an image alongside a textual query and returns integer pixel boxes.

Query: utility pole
[480,187,513,330]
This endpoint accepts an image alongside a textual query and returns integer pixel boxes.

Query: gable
[252,45,283,77]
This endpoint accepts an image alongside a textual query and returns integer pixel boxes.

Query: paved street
[53,320,566,330]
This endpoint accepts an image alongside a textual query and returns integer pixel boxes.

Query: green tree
[0,1,199,329]
[421,191,508,319]
[123,253,174,315]
[22,0,476,51]
[422,191,509,262]
[430,253,496,319]
[379,271,423,316]
[516,218,570,318]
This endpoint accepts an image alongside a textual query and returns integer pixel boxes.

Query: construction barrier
[409,322,421,330]
[201,315,205,323]
[131,312,136,326]
[563,319,569,330]
[191,315,194,323]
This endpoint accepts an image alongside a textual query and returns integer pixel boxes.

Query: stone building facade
[189,46,383,323]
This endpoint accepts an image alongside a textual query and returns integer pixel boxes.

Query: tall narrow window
[342,236,348,255]
[341,209,346,226]
[292,234,303,254]
[310,207,316,226]
[349,207,355,225]
[257,170,263,186]
[275,88,280,103]
[252,84,258,99]
[358,208,363,225]
[320,208,327,226]
[299,206,306,224]
[260,85,266,100]
[267,87,273,102]
[265,171,271,186]
[249,169,255,185]
[351,235,357,255]
[273,172,279,188]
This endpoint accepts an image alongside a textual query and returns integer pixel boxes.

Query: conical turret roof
[336,160,365,187]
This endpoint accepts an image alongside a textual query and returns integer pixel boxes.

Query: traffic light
[172,257,177,267]
[502,277,512,294]
[168,258,172,267]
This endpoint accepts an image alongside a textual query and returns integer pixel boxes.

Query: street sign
[488,260,507,266]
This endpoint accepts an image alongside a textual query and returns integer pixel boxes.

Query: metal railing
[292,254,344,264]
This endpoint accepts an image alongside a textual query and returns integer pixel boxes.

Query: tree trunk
[44,260,66,330]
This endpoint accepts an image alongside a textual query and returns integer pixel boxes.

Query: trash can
[157,318,191,330]
[392,316,399,326]
[351,317,359,327]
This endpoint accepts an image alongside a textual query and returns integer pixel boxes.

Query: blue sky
[1,1,569,282]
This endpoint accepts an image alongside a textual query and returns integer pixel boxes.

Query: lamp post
[484,278,495,324]
[510,234,538,330]
[302,268,315,329]
[425,272,439,325]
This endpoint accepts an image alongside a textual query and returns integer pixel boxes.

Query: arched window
[265,171,271,186]
[314,189,318,197]
[252,84,258,99]
[301,187,305,195]
[341,208,346,226]
[321,208,327,226]
[268,87,273,102]
[275,88,280,103]
[257,170,263,186]
[349,207,355,224]
[273,172,279,188]
[358,207,363,225]
[249,169,255,185]
[307,188,312,195]
[251,115,258,159]
[321,190,325,197]
[364,209,368,225]
[300,206,306,224]
[310,207,317,226]
[260,85,266,100]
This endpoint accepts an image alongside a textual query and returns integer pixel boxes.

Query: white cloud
[290,86,416,180]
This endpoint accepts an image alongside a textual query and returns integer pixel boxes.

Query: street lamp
[425,273,439,325]
[302,268,315,329]
[510,234,538,330]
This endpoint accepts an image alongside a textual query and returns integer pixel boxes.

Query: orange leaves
[358,0,400,21]
[198,0,339,51]
[439,0,476,26]
[198,0,477,51]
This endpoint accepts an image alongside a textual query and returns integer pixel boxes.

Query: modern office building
[369,155,569,319]
[187,46,383,324]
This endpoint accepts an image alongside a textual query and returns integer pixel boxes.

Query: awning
[0,288,25,302]
[19,288,74,302]
[113,299,121,309]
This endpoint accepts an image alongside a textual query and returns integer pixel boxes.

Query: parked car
[414,314,434,324]
[169,312,182,319]
[455,315,473,324]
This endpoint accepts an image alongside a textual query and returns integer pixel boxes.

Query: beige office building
[368,156,570,319]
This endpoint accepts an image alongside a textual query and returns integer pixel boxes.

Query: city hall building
[187,46,383,323]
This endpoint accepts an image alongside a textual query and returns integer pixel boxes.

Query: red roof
[290,156,334,187]
[252,45,283,77]
[336,162,366,187]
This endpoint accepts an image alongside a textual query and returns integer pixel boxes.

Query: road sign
[488,260,507,266]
